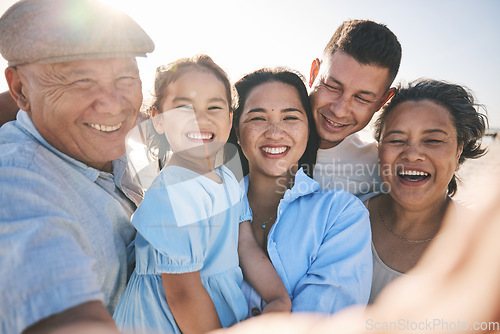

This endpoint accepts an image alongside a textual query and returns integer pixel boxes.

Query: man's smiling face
[310,50,392,149]
[17,57,142,172]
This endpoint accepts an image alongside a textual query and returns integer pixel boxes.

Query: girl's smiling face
[237,81,309,178]
[153,70,232,165]
[379,99,463,208]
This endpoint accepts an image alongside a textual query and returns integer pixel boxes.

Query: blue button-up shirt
[243,168,372,313]
[0,111,143,334]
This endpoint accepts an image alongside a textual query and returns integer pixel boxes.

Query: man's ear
[5,67,30,111]
[309,58,321,88]
[151,106,165,134]
[376,87,396,111]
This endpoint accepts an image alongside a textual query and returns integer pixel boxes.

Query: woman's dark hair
[228,67,318,177]
[374,79,488,196]
[145,54,235,169]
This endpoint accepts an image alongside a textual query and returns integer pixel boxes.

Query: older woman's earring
[237,139,240,145]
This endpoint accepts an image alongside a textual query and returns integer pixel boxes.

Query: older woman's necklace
[378,205,436,244]
[253,211,277,229]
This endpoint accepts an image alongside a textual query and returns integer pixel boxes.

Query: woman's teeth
[87,122,122,132]
[399,170,429,177]
[398,170,430,182]
[262,146,288,154]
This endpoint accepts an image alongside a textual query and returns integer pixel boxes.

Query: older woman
[367,79,488,302]
[230,68,372,315]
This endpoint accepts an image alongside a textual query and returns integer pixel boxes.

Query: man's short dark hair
[323,19,402,86]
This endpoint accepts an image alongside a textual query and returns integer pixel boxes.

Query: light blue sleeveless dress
[113,165,250,334]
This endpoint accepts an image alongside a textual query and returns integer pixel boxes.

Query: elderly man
[0,0,154,333]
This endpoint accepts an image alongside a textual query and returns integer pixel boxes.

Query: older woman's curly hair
[374,79,488,196]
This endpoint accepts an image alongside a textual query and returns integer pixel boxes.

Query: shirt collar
[242,167,320,202]
[16,109,125,183]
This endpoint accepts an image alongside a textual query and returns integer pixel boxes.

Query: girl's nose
[194,108,211,125]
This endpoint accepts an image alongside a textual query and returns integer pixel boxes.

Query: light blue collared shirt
[0,111,143,334]
[243,168,372,314]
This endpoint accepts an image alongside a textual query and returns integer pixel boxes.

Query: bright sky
[0,0,499,127]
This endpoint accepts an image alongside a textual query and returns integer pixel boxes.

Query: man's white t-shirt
[313,132,384,196]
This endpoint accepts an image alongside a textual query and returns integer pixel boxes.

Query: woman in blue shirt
[228,68,372,314]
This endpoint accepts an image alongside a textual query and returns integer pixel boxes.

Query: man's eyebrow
[326,76,377,98]
[358,90,377,98]
[326,76,343,87]
[57,67,95,77]
[56,63,139,77]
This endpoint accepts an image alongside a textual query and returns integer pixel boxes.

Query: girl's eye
[208,106,223,111]
[284,116,299,121]
[249,116,265,121]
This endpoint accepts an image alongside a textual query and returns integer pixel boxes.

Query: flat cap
[0,0,155,66]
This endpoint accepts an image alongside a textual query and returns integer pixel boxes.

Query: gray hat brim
[0,0,155,66]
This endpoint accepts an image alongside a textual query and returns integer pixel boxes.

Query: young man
[309,20,402,196]
[0,0,154,332]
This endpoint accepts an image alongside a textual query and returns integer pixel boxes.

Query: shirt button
[251,307,261,316]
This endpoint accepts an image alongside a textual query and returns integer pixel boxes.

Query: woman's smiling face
[379,99,463,208]
[237,81,309,178]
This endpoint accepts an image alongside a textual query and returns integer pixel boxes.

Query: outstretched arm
[162,271,222,333]
[238,221,291,314]
[212,176,500,333]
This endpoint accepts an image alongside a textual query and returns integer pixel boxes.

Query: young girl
[113,55,290,334]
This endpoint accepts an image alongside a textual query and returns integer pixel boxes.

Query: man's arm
[23,301,118,334]
[0,166,118,333]
[0,90,19,126]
